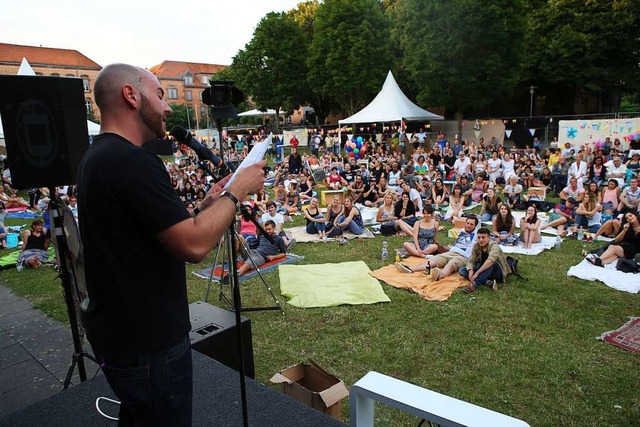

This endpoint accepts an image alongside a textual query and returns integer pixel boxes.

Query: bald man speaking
[77,64,265,426]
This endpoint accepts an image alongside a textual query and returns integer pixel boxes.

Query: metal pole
[528,86,537,118]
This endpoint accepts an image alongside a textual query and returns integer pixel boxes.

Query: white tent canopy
[339,71,444,125]
[237,108,280,117]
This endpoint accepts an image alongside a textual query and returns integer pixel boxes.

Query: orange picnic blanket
[371,256,470,301]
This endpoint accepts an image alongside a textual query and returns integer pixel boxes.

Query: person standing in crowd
[77,64,265,426]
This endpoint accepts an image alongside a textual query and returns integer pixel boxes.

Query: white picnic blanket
[567,259,640,294]
[499,236,558,255]
[285,225,375,243]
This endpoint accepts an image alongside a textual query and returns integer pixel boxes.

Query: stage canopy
[339,71,444,125]
[237,108,279,117]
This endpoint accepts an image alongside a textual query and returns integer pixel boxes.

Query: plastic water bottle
[582,244,588,257]
[555,235,562,250]
[381,241,388,261]
[16,263,23,272]
[577,228,584,241]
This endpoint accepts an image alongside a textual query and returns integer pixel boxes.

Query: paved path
[0,284,99,417]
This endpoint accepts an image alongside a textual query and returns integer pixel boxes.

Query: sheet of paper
[224,133,271,189]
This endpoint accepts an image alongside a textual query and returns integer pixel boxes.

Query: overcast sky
[2,0,303,68]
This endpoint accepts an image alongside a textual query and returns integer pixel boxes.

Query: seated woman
[535,167,553,190]
[574,192,602,233]
[284,183,300,214]
[254,187,270,215]
[492,203,519,246]
[237,203,260,249]
[431,178,449,210]
[599,179,620,216]
[376,193,409,236]
[299,175,315,203]
[403,205,439,258]
[503,175,523,209]
[325,167,346,190]
[303,197,326,240]
[479,188,501,222]
[587,212,640,267]
[324,195,344,235]
[519,204,542,249]
[594,217,621,240]
[17,220,50,269]
[470,174,487,204]
[328,196,364,237]
[0,187,29,210]
[394,191,419,234]
[273,184,288,213]
[444,184,465,222]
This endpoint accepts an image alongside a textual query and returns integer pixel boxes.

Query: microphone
[170,125,228,175]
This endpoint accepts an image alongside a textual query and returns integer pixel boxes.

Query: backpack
[506,255,526,280]
[616,258,640,274]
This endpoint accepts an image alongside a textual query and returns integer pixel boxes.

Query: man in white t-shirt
[453,152,471,181]
[260,201,295,249]
[401,181,423,212]
[605,157,627,187]
[619,178,640,213]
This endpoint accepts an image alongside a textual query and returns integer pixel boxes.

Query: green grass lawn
[1,208,639,426]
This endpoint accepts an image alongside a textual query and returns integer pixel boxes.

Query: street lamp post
[527,85,537,118]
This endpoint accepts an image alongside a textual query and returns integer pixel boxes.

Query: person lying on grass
[231,220,286,280]
[541,197,577,237]
[586,211,640,268]
[395,215,478,282]
[459,227,511,294]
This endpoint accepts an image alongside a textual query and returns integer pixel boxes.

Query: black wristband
[193,207,200,216]
[220,191,240,209]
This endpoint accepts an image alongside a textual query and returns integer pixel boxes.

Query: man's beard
[139,92,165,138]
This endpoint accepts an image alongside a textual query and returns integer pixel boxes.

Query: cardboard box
[270,361,349,420]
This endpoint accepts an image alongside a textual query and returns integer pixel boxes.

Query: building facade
[0,43,102,119]
[149,61,227,129]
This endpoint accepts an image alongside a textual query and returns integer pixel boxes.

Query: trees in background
[224,0,640,120]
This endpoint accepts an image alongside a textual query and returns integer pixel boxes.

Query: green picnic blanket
[0,247,56,268]
[278,261,391,308]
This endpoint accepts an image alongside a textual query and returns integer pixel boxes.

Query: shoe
[487,279,498,291]
[286,238,297,251]
[430,266,440,281]
[395,262,412,274]
[464,283,477,294]
[221,274,230,285]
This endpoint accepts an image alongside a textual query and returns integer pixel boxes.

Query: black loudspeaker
[188,302,255,378]
[0,75,90,189]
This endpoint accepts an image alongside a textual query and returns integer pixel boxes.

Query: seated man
[395,215,479,281]
[459,227,511,294]
[540,198,576,236]
[559,177,585,205]
[234,220,286,278]
[618,177,640,214]
[260,201,295,249]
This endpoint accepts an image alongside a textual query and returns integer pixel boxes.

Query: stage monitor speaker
[188,302,255,378]
[0,75,90,189]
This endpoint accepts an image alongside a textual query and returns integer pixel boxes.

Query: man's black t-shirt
[77,133,192,355]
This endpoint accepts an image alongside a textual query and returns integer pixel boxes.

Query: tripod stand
[47,189,98,389]
[203,212,284,315]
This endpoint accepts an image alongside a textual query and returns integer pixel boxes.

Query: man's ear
[122,84,138,109]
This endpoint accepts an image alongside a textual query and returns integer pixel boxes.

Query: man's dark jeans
[459,263,504,286]
[96,335,193,427]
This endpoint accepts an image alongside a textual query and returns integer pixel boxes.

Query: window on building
[66,74,75,77]
[51,73,60,77]
[168,86,178,99]
[186,90,193,101]
[200,106,207,116]
[82,77,90,91]
[184,71,193,85]
[85,100,92,113]
[201,75,210,84]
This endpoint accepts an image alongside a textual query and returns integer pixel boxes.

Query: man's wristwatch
[220,190,240,209]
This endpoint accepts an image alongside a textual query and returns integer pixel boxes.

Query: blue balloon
[345,145,353,152]
[352,137,357,143]
[356,141,362,149]
[357,136,363,143]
